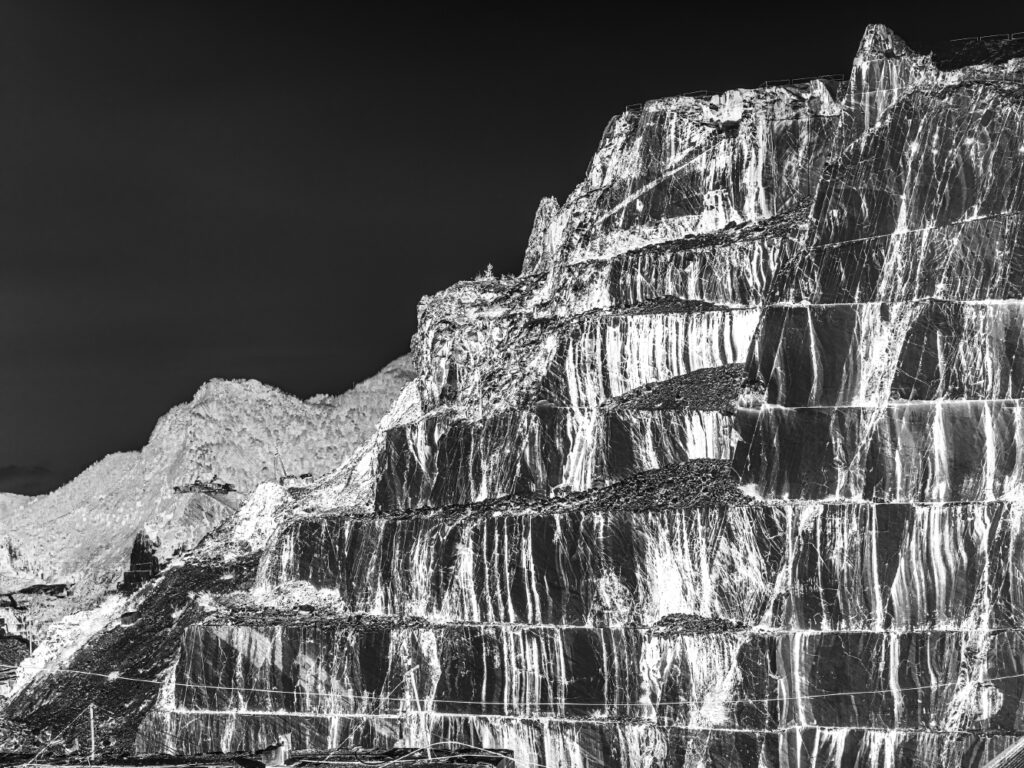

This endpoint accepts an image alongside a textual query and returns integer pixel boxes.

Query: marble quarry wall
[9,23,1024,768]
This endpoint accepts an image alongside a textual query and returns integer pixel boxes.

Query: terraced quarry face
[9,23,1024,768]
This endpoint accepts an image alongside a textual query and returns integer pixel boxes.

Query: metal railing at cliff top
[761,73,848,88]
[950,31,1024,43]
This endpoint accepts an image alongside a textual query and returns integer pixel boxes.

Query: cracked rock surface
[8,23,1024,768]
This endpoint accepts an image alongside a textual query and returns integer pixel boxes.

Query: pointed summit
[854,23,916,62]
[12,21,1024,766]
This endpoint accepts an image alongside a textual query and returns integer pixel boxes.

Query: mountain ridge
[7,22,1024,768]
[0,354,415,643]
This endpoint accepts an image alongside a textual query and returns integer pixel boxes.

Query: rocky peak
[0,355,413,643]
[854,22,914,62]
[9,22,1024,768]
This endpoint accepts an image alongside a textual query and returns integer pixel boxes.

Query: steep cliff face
[387,79,833,510]
[0,355,414,641]
[9,24,1024,768]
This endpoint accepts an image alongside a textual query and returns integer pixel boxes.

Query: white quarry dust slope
[0,355,414,622]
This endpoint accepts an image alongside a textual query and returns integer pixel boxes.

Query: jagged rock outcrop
[0,355,414,641]
[9,23,1024,768]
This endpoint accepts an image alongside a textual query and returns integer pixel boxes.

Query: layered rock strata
[8,23,1024,768]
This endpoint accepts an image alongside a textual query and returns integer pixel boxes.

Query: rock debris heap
[8,23,1024,768]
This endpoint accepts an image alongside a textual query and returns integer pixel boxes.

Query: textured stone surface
[8,22,1024,768]
[0,355,414,641]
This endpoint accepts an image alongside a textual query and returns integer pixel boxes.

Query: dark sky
[3,2,1024,494]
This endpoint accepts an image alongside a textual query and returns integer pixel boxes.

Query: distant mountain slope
[0,354,414,638]
[19,21,1024,768]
